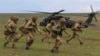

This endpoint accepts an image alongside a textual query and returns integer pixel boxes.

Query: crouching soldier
[4,16,19,48]
[51,18,70,53]
[66,20,83,45]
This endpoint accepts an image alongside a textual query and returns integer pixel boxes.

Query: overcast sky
[0,0,100,13]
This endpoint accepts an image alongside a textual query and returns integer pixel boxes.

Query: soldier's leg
[41,31,51,44]
[48,32,52,44]
[28,32,34,46]
[12,33,19,48]
[76,32,83,45]
[4,35,12,47]
[25,32,34,50]
[51,36,62,53]
[13,32,24,42]
[64,31,71,37]
[66,31,76,44]
[41,32,47,42]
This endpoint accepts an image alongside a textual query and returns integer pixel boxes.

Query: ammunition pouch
[4,30,16,35]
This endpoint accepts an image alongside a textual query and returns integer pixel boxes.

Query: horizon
[0,0,100,13]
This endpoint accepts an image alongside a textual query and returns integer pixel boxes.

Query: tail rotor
[90,5,99,22]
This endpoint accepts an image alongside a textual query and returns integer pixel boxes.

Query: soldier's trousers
[41,30,51,44]
[4,33,18,48]
[14,30,34,49]
[51,35,62,52]
[15,31,25,41]
[25,31,34,50]
[66,30,83,44]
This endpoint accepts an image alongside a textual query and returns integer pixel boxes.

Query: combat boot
[12,44,16,49]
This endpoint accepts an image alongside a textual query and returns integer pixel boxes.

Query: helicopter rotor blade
[53,10,65,14]
[21,10,65,14]
[58,10,65,13]
[21,10,52,14]
[90,5,94,13]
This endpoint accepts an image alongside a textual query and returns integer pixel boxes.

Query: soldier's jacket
[72,23,82,32]
[52,23,66,31]
[52,23,66,37]
[45,23,54,32]
[4,20,17,35]
[5,20,17,32]
[24,20,37,31]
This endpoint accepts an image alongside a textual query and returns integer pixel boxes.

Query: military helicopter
[39,5,99,28]
[65,5,99,28]
[25,5,99,28]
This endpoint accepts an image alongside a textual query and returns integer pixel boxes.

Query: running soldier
[51,18,70,53]
[4,16,19,48]
[41,20,55,44]
[24,16,41,50]
[66,20,83,45]
[14,18,30,42]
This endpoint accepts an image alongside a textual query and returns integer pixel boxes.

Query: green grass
[0,13,100,56]
[0,29,100,56]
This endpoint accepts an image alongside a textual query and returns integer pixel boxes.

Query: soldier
[4,16,19,48]
[14,18,30,42]
[31,16,41,34]
[41,20,55,44]
[51,18,70,53]
[66,20,83,45]
[24,16,41,50]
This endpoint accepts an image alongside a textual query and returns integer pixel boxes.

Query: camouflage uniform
[4,16,19,48]
[41,20,55,44]
[51,18,68,53]
[31,16,41,34]
[66,20,83,45]
[14,18,30,42]
[24,16,40,50]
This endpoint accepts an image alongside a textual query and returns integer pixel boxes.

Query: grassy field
[0,13,100,56]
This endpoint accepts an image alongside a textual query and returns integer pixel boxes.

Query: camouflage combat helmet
[31,16,38,21]
[25,18,30,22]
[59,18,66,24]
[11,16,18,21]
